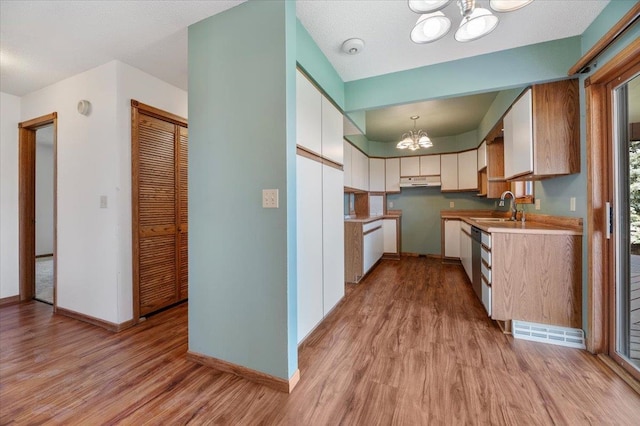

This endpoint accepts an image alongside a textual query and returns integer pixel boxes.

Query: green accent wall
[368,130,479,157]
[388,189,498,255]
[476,88,524,142]
[188,0,297,380]
[344,37,582,113]
[296,19,345,110]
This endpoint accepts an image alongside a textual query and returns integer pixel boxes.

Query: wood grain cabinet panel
[490,233,582,328]
[503,79,580,180]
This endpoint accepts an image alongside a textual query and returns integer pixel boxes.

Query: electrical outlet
[449,201,455,208]
[262,189,279,208]
[535,198,541,210]
[389,201,394,208]
[100,195,108,209]
[570,197,576,212]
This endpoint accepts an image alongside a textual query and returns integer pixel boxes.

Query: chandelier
[397,116,433,151]
[409,0,533,43]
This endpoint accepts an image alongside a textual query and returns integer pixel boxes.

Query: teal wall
[388,189,498,255]
[344,37,582,113]
[531,0,640,333]
[368,130,479,157]
[296,19,345,110]
[188,0,297,380]
[345,134,370,154]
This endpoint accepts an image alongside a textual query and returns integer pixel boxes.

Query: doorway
[34,124,55,304]
[18,113,57,307]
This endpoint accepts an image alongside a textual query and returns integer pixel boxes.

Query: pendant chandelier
[397,116,433,151]
[409,0,533,44]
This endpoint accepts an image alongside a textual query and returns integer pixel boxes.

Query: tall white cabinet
[296,70,344,343]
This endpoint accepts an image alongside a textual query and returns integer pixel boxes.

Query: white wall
[3,60,186,324]
[21,61,121,321]
[0,92,21,299]
[114,61,187,323]
[35,141,54,256]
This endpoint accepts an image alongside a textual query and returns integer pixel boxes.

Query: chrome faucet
[500,190,517,221]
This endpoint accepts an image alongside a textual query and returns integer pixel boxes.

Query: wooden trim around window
[586,38,640,355]
[568,3,640,76]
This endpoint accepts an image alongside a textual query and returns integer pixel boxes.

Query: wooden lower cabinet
[345,219,384,283]
[489,232,582,328]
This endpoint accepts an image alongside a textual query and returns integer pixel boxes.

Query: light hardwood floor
[1,257,639,424]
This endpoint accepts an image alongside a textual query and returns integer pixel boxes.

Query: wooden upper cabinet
[296,70,322,155]
[321,96,343,165]
[503,79,579,180]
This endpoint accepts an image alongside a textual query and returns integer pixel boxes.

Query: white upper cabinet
[351,147,369,191]
[420,155,440,176]
[385,158,400,192]
[477,141,487,171]
[321,96,343,165]
[504,88,533,179]
[296,70,322,154]
[458,150,478,190]
[343,141,352,188]
[440,153,458,191]
[400,157,420,177]
[369,158,385,192]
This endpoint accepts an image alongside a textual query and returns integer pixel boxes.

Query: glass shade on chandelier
[396,116,433,151]
[409,0,532,44]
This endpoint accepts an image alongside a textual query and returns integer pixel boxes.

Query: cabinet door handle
[606,201,612,240]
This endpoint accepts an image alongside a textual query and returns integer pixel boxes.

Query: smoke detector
[341,38,364,55]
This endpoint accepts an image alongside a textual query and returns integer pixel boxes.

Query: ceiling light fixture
[396,116,433,151]
[409,0,532,44]
[341,38,365,55]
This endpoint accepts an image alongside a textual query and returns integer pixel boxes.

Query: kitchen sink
[469,217,511,222]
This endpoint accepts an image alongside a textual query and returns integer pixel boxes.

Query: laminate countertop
[441,211,582,236]
[344,214,401,224]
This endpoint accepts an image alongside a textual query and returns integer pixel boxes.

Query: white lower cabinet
[297,155,344,343]
[345,219,384,283]
[322,165,345,316]
[363,222,384,273]
[296,156,323,343]
[383,219,398,255]
[443,219,461,259]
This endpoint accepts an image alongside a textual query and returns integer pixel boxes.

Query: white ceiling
[296,0,610,82]
[0,1,611,141]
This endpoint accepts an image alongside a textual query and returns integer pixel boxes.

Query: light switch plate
[535,198,541,210]
[100,195,108,209]
[570,197,576,212]
[262,189,279,208]
[449,201,455,208]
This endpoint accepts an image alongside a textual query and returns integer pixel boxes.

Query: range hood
[399,176,441,187]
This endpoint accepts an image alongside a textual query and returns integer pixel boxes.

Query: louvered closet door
[135,112,188,316]
[177,126,188,300]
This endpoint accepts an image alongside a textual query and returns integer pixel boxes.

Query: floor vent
[512,320,585,350]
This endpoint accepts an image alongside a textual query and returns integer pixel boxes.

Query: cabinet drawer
[363,220,382,233]
[481,232,491,249]
[481,262,491,284]
[482,277,491,317]
[481,246,491,266]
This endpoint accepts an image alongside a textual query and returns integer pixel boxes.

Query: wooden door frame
[18,112,58,307]
[131,100,187,324]
[586,38,640,381]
